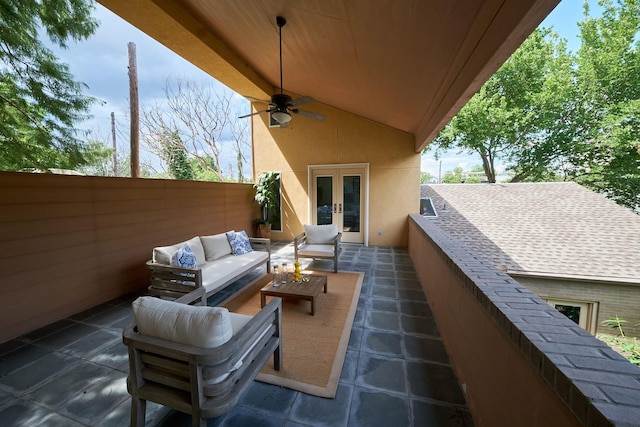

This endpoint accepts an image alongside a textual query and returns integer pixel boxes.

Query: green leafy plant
[601,315,628,337]
[254,172,280,226]
[599,317,640,366]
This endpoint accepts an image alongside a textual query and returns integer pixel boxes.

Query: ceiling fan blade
[238,109,271,119]
[291,108,326,121]
[288,96,314,107]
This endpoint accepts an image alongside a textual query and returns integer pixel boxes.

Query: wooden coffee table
[260,274,327,315]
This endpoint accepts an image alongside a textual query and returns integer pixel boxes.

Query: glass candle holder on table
[281,262,288,284]
[272,265,280,287]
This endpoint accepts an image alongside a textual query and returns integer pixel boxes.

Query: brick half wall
[408,214,640,427]
[0,172,260,343]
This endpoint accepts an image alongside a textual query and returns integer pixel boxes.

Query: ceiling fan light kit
[271,110,291,124]
[238,16,326,127]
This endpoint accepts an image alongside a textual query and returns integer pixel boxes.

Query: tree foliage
[570,0,640,209]
[161,130,194,180]
[420,171,433,184]
[427,0,640,211]
[0,0,98,170]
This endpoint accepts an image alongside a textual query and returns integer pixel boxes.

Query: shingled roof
[421,182,640,283]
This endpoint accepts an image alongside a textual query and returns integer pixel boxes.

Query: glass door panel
[316,176,333,225]
[342,175,360,232]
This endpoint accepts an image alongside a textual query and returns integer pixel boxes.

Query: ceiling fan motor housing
[271,93,293,108]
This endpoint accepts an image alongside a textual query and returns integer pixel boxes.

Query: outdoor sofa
[146,231,271,305]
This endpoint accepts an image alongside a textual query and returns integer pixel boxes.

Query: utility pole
[110,112,117,177]
[128,42,140,178]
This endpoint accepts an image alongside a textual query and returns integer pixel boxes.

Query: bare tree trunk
[128,42,140,178]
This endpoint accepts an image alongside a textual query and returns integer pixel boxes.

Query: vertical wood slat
[0,172,260,343]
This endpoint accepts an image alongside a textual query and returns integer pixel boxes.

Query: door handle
[339,203,342,214]
[333,203,337,213]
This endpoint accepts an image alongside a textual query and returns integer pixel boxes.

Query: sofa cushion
[153,236,206,266]
[171,244,197,268]
[153,242,184,265]
[200,250,268,294]
[226,230,253,255]
[201,232,233,261]
[304,224,339,244]
[132,297,233,348]
[185,236,206,265]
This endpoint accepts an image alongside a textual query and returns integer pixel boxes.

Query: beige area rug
[222,270,364,398]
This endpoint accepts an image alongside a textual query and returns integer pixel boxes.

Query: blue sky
[51,1,599,177]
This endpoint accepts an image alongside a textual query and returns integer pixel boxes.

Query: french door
[310,165,367,244]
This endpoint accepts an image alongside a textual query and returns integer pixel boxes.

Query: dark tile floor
[0,242,474,426]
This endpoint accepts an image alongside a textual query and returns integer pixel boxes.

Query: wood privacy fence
[0,172,259,343]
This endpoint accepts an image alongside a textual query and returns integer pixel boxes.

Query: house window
[546,299,598,334]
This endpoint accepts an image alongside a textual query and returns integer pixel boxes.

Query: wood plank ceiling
[98,0,560,151]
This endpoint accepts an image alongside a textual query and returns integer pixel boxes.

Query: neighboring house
[421,182,640,337]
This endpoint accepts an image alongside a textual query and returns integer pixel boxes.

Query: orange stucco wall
[252,98,420,247]
[408,217,581,426]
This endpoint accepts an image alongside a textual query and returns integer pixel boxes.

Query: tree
[0,0,98,170]
[420,171,433,184]
[162,130,194,180]
[442,167,465,183]
[569,0,640,210]
[76,140,115,176]
[140,78,251,182]
[428,29,572,184]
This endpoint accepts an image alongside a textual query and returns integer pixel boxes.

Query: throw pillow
[226,230,253,255]
[200,232,234,260]
[132,297,233,348]
[171,244,197,268]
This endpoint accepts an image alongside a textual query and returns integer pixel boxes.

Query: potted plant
[254,171,280,238]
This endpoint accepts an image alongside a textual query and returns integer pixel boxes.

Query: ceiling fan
[239,16,326,128]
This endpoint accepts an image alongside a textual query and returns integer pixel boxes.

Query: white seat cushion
[298,244,335,258]
[132,296,233,348]
[304,224,338,244]
[200,251,269,294]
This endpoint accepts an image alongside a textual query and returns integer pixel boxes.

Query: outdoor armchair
[294,224,342,273]
[123,295,282,427]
